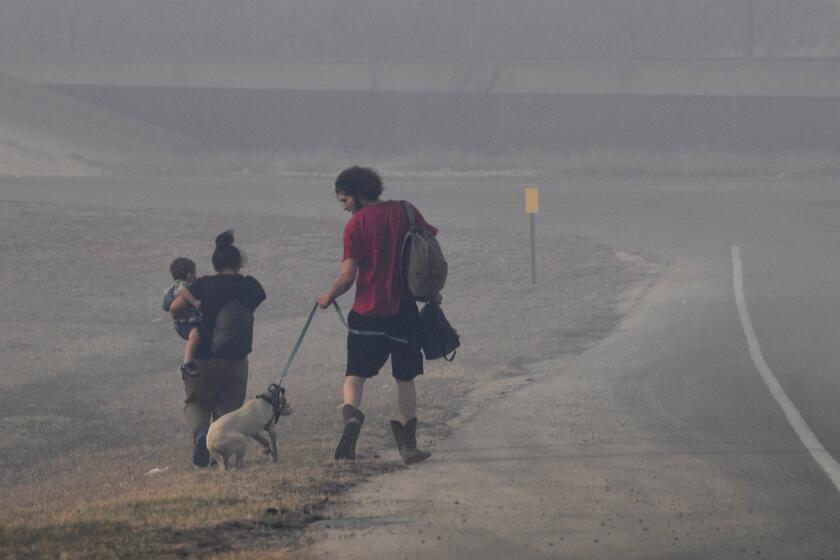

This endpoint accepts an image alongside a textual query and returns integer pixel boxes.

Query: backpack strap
[332,301,409,344]
[399,201,413,294]
[401,200,419,230]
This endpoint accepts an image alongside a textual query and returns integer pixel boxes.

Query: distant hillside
[0,72,195,176]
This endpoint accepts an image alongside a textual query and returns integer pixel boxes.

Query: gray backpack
[400,201,447,300]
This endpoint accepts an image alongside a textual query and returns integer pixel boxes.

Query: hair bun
[215,230,235,248]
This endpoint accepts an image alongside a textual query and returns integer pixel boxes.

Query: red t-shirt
[343,200,438,317]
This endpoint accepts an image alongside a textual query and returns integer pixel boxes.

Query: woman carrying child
[169,230,267,467]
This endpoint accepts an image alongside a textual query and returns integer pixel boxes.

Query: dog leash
[277,301,408,384]
[277,303,319,384]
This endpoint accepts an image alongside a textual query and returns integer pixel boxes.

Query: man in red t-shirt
[318,166,436,465]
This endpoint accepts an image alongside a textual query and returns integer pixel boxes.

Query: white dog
[206,383,291,471]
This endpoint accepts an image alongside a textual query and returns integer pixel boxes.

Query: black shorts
[346,299,423,381]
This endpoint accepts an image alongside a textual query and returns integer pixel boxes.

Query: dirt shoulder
[0,198,661,559]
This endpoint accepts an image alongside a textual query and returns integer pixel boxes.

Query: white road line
[731,245,840,492]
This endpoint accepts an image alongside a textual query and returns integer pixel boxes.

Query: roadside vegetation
[2,451,392,558]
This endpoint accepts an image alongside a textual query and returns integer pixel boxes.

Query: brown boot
[390,418,431,465]
[335,404,365,461]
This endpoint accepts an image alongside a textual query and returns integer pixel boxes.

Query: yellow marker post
[525,188,539,284]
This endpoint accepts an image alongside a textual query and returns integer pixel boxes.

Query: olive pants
[182,357,248,436]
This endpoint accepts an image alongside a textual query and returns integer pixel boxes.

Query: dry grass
[2,451,395,559]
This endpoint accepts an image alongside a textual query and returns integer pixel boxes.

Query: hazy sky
[1,0,839,61]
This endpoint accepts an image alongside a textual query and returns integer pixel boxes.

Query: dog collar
[257,393,275,406]
[257,393,287,428]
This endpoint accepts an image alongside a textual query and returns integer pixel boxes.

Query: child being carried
[163,257,203,376]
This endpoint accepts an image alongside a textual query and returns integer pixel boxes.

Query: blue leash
[277,301,407,383]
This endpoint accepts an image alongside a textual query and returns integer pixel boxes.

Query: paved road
[4,174,840,557]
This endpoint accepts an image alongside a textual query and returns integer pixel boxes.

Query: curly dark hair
[334,166,384,201]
